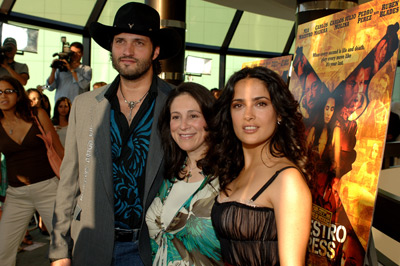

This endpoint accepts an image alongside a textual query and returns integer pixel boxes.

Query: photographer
[0,37,29,85]
[46,42,92,103]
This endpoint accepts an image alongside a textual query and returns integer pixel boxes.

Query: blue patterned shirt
[105,75,157,229]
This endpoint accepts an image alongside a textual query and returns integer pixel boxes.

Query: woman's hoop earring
[277,120,281,125]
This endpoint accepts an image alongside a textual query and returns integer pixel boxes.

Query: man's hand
[59,59,71,71]
[0,57,7,68]
[0,58,29,85]
[51,258,71,266]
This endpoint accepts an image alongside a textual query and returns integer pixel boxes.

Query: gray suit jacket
[49,77,172,266]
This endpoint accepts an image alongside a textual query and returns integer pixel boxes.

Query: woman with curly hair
[209,67,313,266]
[146,82,222,265]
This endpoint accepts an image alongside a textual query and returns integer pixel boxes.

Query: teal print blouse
[146,176,223,266]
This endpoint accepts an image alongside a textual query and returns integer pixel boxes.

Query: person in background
[0,37,29,85]
[52,97,71,147]
[208,67,313,266]
[49,2,181,266]
[306,94,337,159]
[46,42,92,103]
[146,82,222,265]
[37,85,52,117]
[27,88,43,108]
[27,87,51,117]
[210,88,220,99]
[93,81,107,90]
[27,88,55,237]
[0,76,64,266]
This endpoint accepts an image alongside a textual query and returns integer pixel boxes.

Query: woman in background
[307,94,337,158]
[209,67,313,266]
[52,96,71,147]
[146,82,222,266]
[27,88,43,108]
[0,76,64,265]
[27,88,52,117]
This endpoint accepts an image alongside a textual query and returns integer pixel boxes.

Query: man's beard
[112,54,153,80]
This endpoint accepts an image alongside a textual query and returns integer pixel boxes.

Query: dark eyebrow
[232,96,270,102]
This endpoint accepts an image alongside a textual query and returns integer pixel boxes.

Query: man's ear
[152,46,160,60]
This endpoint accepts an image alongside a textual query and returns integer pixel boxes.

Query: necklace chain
[4,118,18,135]
[182,157,193,183]
[120,88,149,121]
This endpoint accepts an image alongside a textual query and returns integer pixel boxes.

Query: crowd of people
[9,1,399,266]
[0,23,96,265]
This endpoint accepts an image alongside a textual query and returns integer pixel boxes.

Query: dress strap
[250,166,297,201]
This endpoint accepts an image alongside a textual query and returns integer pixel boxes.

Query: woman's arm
[332,126,341,176]
[306,127,315,147]
[37,108,64,159]
[272,168,312,266]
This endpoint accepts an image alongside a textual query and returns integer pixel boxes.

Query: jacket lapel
[94,88,114,204]
[142,85,169,209]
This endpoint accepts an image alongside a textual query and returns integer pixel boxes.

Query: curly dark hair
[158,82,216,181]
[0,76,36,122]
[52,96,72,125]
[205,67,314,193]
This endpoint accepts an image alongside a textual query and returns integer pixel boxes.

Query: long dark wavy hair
[312,93,338,151]
[205,67,314,193]
[158,82,216,181]
[0,76,36,122]
[52,97,72,125]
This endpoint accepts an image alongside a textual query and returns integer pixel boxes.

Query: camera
[51,36,75,72]
[0,45,12,63]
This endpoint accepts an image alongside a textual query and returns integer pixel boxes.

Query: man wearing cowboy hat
[49,3,181,266]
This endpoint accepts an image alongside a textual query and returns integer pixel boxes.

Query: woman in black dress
[208,67,314,266]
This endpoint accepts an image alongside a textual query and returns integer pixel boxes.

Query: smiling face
[230,77,278,149]
[169,93,208,156]
[0,81,18,112]
[28,91,41,107]
[111,32,160,80]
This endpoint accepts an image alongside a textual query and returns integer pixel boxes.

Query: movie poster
[288,0,400,265]
[242,55,292,83]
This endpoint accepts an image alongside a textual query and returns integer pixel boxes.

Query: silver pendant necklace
[120,88,149,122]
[5,119,17,135]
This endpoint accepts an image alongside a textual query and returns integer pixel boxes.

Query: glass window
[184,51,220,90]
[12,0,97,27]
[186,0,235,47]
[225,55,264,83]
[230,11,293,54]
[5,22,83,115]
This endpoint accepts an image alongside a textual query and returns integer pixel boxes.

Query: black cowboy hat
[89,2,181,60]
